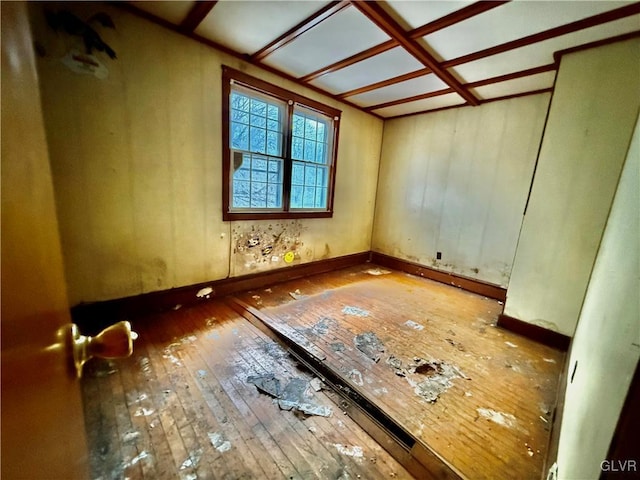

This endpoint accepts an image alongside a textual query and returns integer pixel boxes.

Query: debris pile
[247,374,332,417]
[386,356,468,402]
[354,332,385,362]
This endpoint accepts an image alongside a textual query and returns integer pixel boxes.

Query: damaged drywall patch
[233,221,306,273]
[354,332,385,362]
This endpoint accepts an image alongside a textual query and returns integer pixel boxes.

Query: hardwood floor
[81,263,563,479]
[234,265,564,480]
[82,298,411,479]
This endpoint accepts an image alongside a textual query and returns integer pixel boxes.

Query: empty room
[2,1,639,479]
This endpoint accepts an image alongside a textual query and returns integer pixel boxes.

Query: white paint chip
[196,287,213,298]
[505,341,518,348]
[366,268,391,276]
[134,408,154,417]
[477,408,526,433]
[334,444,364,458]
[543,358,557,363]
[125,451,149,468]
[209,432,232,453]
[404,320,425,330]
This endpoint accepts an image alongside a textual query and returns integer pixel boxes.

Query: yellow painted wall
[556,113,639,480]
[372,94,550,287]
[30,3,382,305]
[504,38,640,336]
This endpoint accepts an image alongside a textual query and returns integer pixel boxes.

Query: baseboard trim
[370,252,507,302]
[498,314,571,351]
[71,251,369,333]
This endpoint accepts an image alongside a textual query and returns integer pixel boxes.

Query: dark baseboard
[498,313,571,351]
[72,251,369,334]
[370,251,507,302]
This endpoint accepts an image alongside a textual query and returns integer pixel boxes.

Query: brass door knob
[69,321,138,378]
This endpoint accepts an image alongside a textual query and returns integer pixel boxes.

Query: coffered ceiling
[126,0,640,118]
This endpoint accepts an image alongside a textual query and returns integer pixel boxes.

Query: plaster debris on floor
[404,320,425,330]
[208,432,231,453]
[289,289,307,300]
[247,374,332,417]
[342,305,370,317]
[354,332,385,362]
[386,356,468,402]
[366,268,391,276]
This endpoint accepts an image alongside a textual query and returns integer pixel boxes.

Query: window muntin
[222,66,340,221]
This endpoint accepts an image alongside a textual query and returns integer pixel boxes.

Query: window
[222,66,340,221]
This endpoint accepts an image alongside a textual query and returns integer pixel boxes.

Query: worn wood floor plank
[81,296,411,479]
[235,264,563,480]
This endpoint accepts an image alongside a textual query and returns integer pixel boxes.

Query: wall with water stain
[504,38,640,336]
[372,94,550,287]
[30,3,381,305]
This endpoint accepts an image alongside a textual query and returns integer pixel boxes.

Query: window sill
[223,211,333,221]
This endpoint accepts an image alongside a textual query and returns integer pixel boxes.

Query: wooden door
[1,3,89,479]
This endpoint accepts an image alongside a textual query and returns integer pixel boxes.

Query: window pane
[250,113,266,128]
[231,110,249,124]
[231,92,250,112]
[266,131,281,156]
[291,137,303,160]
[316,143,325,164]
[292,162,304,185]
[250,98,266,116]
[267,119,280,132]
[250,182,267,208]
[316,166,327,187]
[303,140,316,162]
[267,104,279,120]
[231,122,248,150]
[268,159,282,183]
[316,188,327,208]
[293,114,305,137]
[317,122,326,142]
[249,127,266,154]
[232,180,250,207]
[267,184,282,208]
[291,185,303,208]
[305,117,317,141]
[304,165,317,186]
[303,187,315,208]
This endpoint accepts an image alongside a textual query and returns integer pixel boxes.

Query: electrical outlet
[436,252,442,260]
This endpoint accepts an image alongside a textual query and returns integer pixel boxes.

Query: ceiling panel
[125,0,639,118]
[424,1,632,61]
[451,14,640,83]
[195,1,329,56]
[471,71,557,100]
[262,4,391,78]
[310,47,424,94]
[129,1,195,25]
[349,74,450,108]
[372,93,466,118]
[382,1,475,30]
